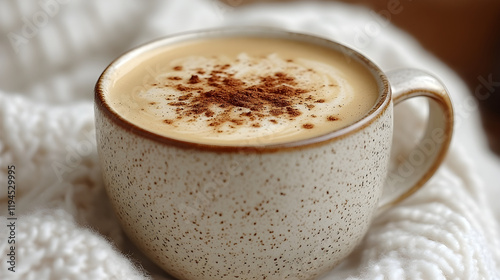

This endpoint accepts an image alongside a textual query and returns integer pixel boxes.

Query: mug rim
[94,26,391,153]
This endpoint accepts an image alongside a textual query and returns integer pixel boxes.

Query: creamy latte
[104,36,379,145]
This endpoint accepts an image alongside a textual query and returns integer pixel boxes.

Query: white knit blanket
[1,0,500,279]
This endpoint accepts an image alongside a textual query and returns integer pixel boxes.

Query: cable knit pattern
[0,0,499,279]
[0,209,146,280]
[0,0,153,103]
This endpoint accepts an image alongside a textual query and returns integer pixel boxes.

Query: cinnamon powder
[153,63,339,129]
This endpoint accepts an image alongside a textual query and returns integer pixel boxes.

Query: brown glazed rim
[94,26,391,153]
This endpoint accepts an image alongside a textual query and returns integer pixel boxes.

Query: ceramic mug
[94,27,453,280]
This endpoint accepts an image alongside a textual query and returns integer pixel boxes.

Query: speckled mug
[94,28,454,280]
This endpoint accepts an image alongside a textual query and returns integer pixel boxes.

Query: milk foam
[107,37,379,146]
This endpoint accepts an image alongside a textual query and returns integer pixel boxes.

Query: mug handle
[377,69,454,214]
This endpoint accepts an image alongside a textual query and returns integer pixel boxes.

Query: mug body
[95,27,392,280]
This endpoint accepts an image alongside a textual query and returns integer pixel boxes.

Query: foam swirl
[133,53,356,145]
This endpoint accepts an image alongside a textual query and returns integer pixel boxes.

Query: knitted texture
[1,0,499,279]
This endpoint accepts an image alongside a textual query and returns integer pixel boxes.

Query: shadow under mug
[94,27,453,280]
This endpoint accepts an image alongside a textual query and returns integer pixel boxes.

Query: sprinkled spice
[152,63,326,130]
[188,75,201,84]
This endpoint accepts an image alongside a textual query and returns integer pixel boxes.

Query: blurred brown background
[222,0,500,156]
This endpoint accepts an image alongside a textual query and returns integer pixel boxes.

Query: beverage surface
[105,37,379,145]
